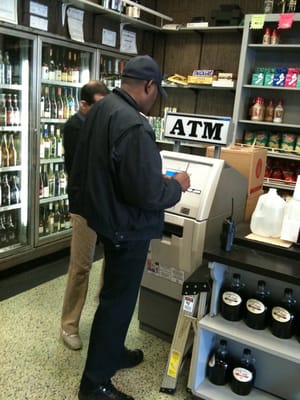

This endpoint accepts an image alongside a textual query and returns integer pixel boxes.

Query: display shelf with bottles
[0,27,35,257]
[191,261,300,400]
[232,13,300,193]
[37,39,96,244]
[99,52,129,91]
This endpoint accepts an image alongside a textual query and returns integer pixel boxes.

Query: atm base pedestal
[138,286,181,342]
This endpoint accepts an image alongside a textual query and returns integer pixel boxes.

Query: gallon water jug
[250,188,285,237]
[280,175,300,243]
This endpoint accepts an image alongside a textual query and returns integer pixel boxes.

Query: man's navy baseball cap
[122,55,167,98]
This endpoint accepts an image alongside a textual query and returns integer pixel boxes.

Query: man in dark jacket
[75,55,190,400]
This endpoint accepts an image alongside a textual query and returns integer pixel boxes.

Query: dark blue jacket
[69,88,182,243]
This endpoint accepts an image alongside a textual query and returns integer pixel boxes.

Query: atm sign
[164,112,232,146]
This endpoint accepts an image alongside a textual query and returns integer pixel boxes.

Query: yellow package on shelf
[167,74,189,86]
[187,75,213,85]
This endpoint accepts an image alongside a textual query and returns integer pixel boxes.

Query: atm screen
[163,157,214,192]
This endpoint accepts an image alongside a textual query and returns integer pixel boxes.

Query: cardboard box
[206,145,267,196]
[244,190,264,222]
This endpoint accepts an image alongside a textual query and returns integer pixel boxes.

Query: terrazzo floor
[1,259,196,400]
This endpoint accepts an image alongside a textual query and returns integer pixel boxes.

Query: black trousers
[80,236,150,391]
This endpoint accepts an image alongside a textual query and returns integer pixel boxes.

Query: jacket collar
[113,87,140,112]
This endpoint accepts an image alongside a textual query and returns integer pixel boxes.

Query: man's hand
[174,172,190,192]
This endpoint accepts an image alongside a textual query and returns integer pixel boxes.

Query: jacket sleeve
[112,125,182,210]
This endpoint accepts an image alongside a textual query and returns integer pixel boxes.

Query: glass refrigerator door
[37,38,96,244]
[0,28,35,255]
[99,52,128,91]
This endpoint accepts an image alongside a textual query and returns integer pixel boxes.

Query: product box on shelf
[206,145,267,196]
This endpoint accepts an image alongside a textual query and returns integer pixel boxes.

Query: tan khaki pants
[61,213,97,334]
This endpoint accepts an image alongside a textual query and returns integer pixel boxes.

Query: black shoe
[121,348,144,369]
[78,380,134,400]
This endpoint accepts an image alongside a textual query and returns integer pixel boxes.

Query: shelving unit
[232,13,300,194]
[64,0,173,31]
[191,256,300,400]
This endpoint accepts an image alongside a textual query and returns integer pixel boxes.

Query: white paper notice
[30,1,48,18]
[30,15,48,31]
[0,0,17,24]
[67,7,84,43]
[102,28,117,48]
[120,23,137,54]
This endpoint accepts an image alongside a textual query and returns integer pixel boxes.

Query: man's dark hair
[80,80,110,104]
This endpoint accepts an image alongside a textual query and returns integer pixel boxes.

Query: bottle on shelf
[264,0,274,13]
[43,124,50,159]
[67,87,75,117]
[62,87,69,120]
[286,0,298,12]
[6,213,16,245]
[43,165,49,198]
[47,202,54,233]
[244,280,270,330]
[0,93,7,126]
[264,99,274,122]
[0,50,5,84]
[10,175,20,204]
[48,48,56,81]
[48,163,55,197]
[54,163,60,196]
[0,216,7,247]
[50,87,57,119]
[270,287,296,339]
[39,165,44,198]
[273,100,284,123]
[49,124,57,158]
[1,133,9,167]
[42,46,49,80]
[220,273,245,321]
[271,29,280,45]
[67,51,73,83]
[8,134,17,166]
[5,93,13,126]
[1,174,11,206]
[207,339,230,386]
[61,49,68,82]
[262,27,271,44]
[43,86,51,119]
[74,87,80,113]
[56,87,64,119]
[55,128,63,157]
[53,201,61,232]
[55,47,62,81]
[12,94,20,126]
[251,97,265,121]
[72,52,80,83]
[59,199,65,230]
[64,198,72,229]
[231,348,256,396]
[4,51,12,85]
[59,166,67,196]
[39,206,45,236]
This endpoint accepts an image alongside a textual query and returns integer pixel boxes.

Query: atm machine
[138,113,248,340]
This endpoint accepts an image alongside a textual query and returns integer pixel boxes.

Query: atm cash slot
[163,222,183,238]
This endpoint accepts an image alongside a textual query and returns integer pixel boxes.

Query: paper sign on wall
[120,23,137,54]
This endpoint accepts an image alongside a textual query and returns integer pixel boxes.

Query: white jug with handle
[250,188,285,238]
[280,175,300,243]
